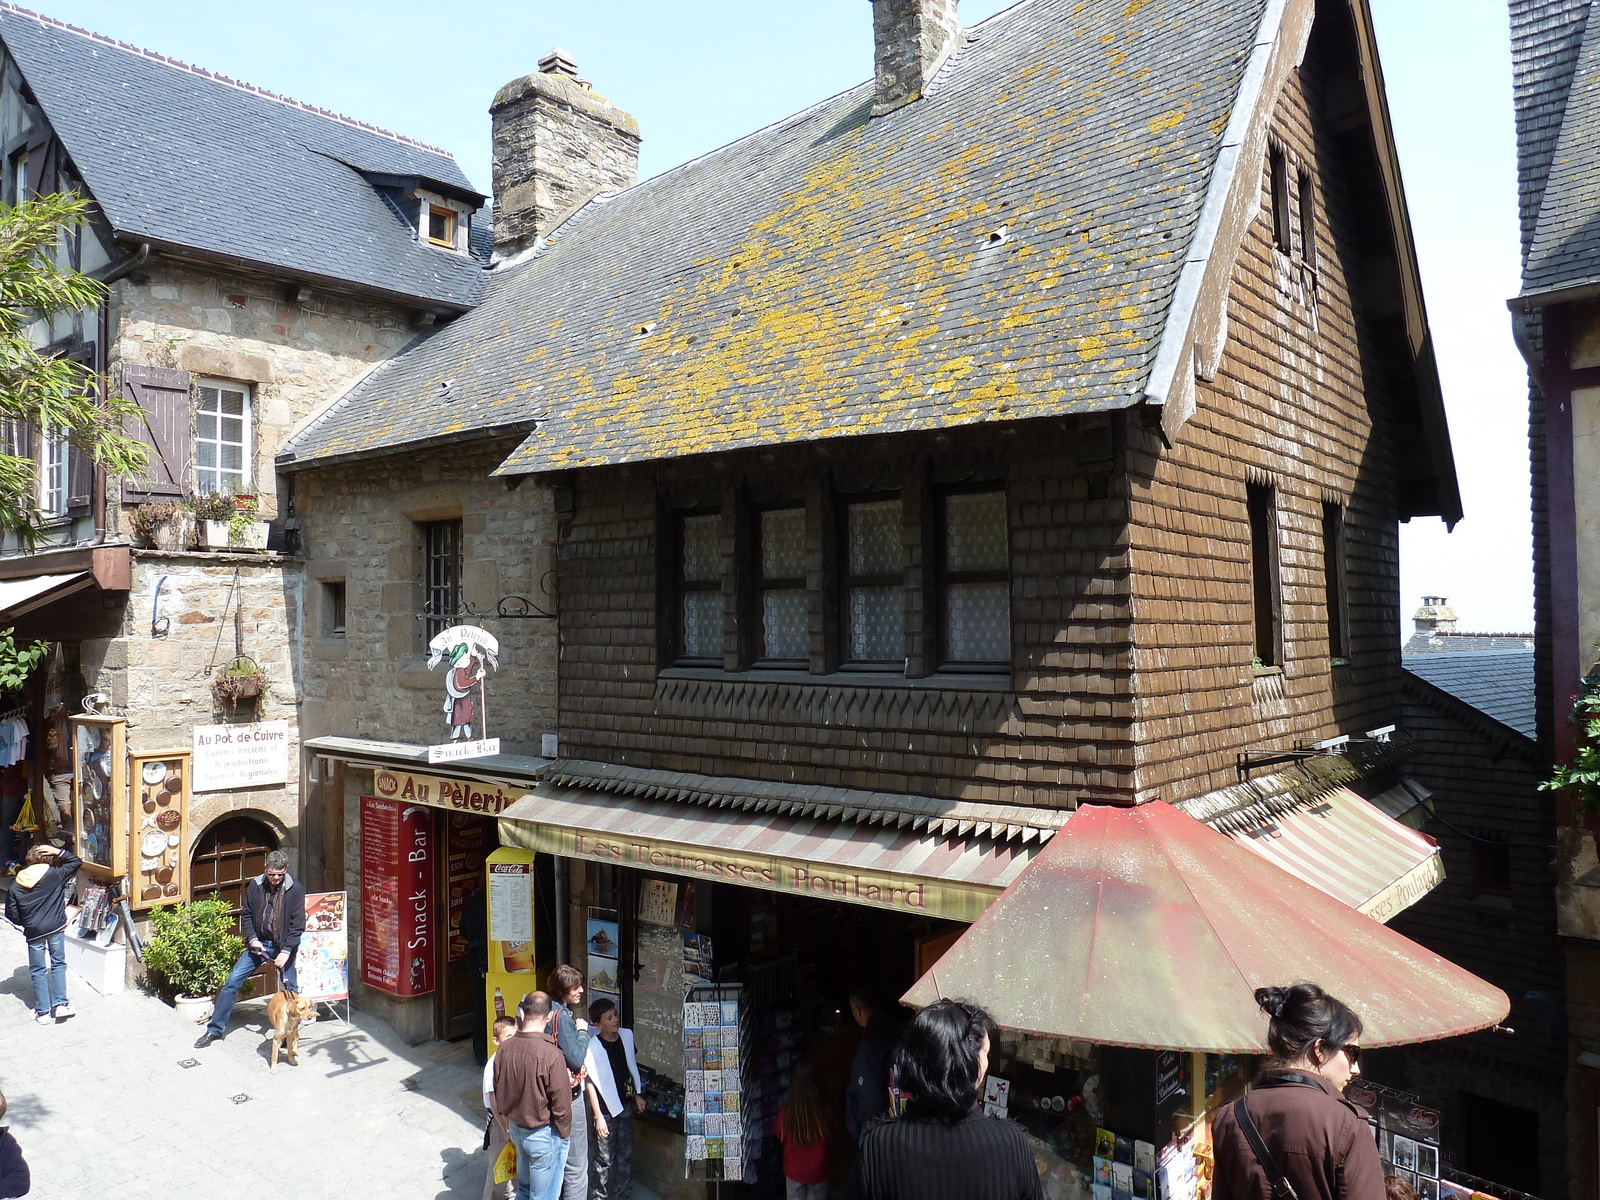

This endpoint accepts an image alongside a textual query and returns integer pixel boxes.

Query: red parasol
[902,801,1508,1051]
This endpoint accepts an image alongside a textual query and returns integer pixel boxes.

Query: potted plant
[128,500,194,551]
[142,897,244,1023]
[190,489,236,551]
[227,493,268,551]
[212,655,267,708]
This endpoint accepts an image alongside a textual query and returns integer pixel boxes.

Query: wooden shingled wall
[1125,31,1405,803]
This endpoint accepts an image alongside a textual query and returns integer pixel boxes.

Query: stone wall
[292,437,559,754]
[74,551,302,859]
[109,256,419,521]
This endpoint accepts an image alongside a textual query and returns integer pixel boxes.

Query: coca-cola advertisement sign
[360,797,435,997]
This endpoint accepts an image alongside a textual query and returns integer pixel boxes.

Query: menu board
[128,750,189,909]
[299,891,350,1001]
[359,797,435,997]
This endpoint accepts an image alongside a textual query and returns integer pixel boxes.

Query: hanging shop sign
[299,891,350,1002]
[426,625,500,763]
[128,750,190,909]
[370,768,520,816]
[359,797,435,997]
[70,715,126,881]
[192,720,290,792]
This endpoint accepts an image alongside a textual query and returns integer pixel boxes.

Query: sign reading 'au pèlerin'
[371,769,520,815]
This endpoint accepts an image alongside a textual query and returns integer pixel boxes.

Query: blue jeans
[205,941,297,1036]
[510,1121,569,1200]
[27,929,67,1015]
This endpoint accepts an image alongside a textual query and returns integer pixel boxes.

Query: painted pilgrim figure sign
[426,626,502,764]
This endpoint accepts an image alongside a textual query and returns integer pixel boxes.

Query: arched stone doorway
[190,814,280,916]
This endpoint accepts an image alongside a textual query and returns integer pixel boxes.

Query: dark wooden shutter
[65,343,95,512]
[23,129,58,199]
[121,363,191,502]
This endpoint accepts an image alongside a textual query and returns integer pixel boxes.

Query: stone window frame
[413,187,472,255]
[193,376,253,497]
[422,519,463,641]
[322,579,347,638]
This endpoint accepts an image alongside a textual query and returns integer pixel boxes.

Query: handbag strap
[1231,1096,1300,1200]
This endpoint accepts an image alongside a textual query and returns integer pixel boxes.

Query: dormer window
[427,205,456,248]
[413,187,471,254]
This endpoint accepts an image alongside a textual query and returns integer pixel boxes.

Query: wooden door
[436,811,492,1040]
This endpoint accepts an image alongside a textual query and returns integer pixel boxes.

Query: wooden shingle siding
[556,423,1135,806]
[1127,41,1402,803]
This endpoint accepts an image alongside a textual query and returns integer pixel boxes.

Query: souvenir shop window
[673,510,723,664]
[937,487,1010,671]
[839,495,904,669]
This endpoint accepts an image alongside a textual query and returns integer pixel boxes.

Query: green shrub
[143,897,243,999]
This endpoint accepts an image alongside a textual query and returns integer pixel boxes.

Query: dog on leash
[267,988,316,1074]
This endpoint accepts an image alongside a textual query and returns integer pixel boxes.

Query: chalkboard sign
[633,920,684,1078]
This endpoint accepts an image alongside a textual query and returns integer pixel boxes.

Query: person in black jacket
[846,987,899,1140]
[194,850,305,1048]
[848,999,1042,1200]
[0,1087,30,1198]
[3,843,80,1025]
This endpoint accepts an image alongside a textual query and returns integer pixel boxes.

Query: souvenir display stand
[127,750,190,908]
[69,715,126,881]
[682,982,751,1188]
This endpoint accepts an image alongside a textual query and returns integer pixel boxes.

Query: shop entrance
[435,810,495,1041]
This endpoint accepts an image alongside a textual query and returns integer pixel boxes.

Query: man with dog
[493,991,572,1200]
[195,850,305,1049]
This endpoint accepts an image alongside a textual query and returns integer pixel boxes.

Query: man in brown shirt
[492,991,573,1200]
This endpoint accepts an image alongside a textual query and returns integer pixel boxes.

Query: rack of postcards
[683,982,751,1183]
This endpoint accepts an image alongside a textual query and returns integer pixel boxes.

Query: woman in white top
[584,997,644,1200]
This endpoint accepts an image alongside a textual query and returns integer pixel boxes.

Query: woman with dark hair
[545,964,592,1200]
[847,999,1042,1200]
[1211,984,1385,1200]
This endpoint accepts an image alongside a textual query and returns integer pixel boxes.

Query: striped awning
[499,782,1047,923]
[1198,785,1444,923]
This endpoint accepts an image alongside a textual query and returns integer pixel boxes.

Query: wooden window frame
[194,376,252,496]
[422,519,462,641]
[1297,167,1318,271]
[671,508,722,666]
[752,504,808,669]
[427,204,457,249]
[1321,501,1348,663]
[1268,142,1293,255]
[1247,482,1282,668]
[837,492,905,672]
[935,484,1011,673]
[1472,837,1513,899]
[39,424,67,517]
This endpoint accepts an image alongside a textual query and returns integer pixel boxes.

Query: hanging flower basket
[211,656,266,707]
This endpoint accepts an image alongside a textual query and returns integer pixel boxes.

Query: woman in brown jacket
[1211,984,1385,1200]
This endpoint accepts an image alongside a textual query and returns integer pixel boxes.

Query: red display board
[359,797,435,997]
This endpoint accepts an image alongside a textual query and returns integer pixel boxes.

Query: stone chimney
[871,0,963,115]
[1412,596,1458,637]
[489,48,640,260]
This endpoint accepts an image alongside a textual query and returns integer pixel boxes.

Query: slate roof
[1402,630,1535,655]
[1510,0,1594,258]
[0,4,488,311]
[282,0,1270,470]
[1401,650,1537,740]
[1516,0,1600,296]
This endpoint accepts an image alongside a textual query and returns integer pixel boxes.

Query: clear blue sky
[27,0,1531,633]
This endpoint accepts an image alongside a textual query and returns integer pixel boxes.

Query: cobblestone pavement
[0,920,663,1200]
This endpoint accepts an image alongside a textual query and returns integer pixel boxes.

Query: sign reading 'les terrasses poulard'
[372,769,519,815]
